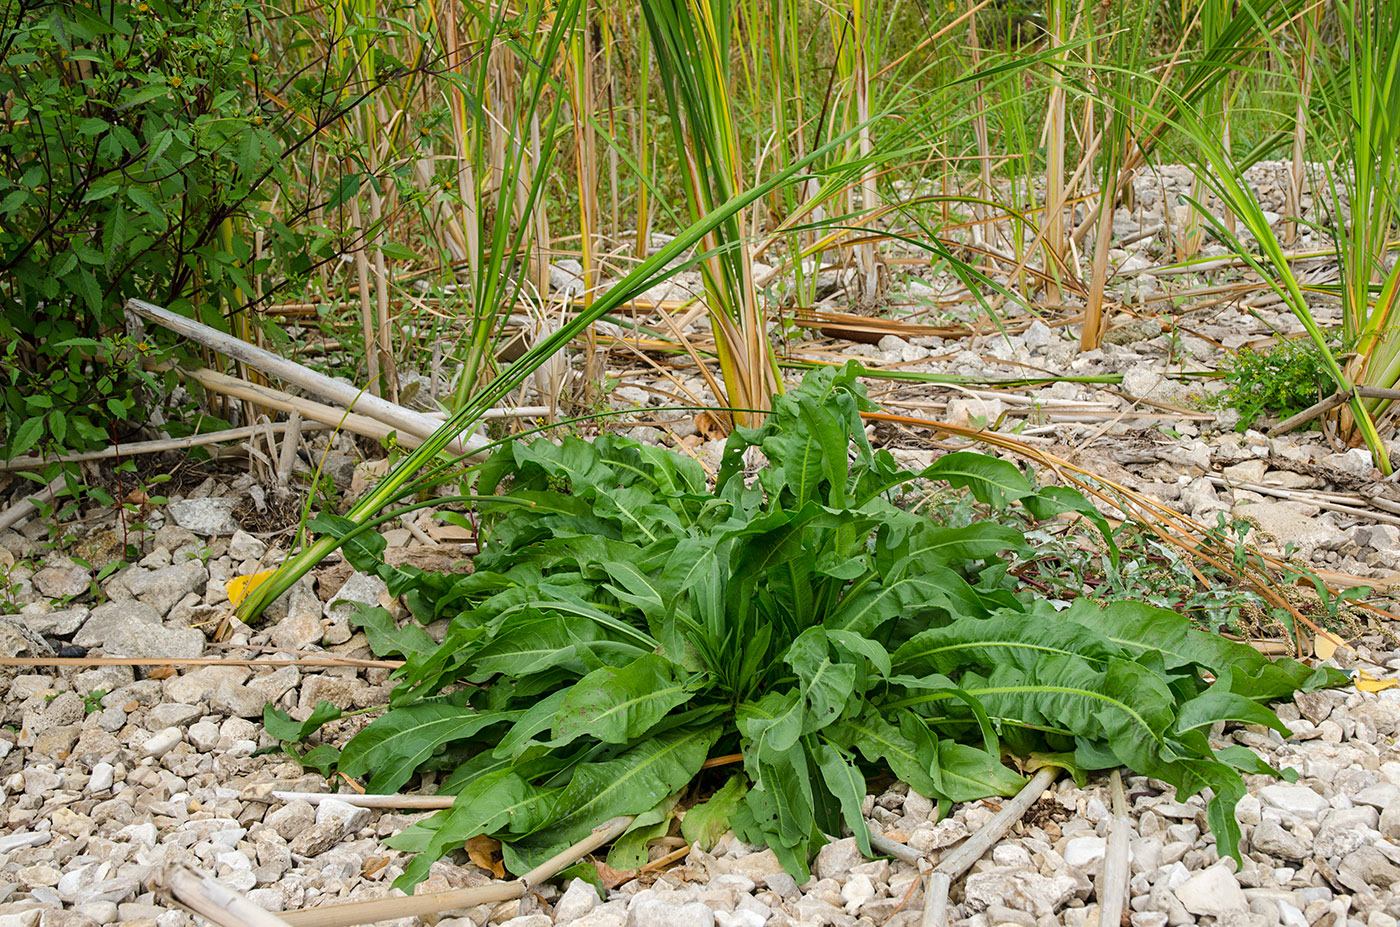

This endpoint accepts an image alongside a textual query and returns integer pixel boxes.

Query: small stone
[814,837,863,881]
[1172,864,1247,918]
[324,571,389,620]
[1313,807,1377,858]
[1257,784,1329,821]
[266,800,316,842]
[229,530,267,562]
[1249,820,1307,860]
[25,605,90,637]
[315,798,372,837]
[627,897,714,927]
[963,868,1080,918]
[167,498,240,536]
[1338,846,1400,893]
[554,879,600,924]
[34,561,91,598]
[1379,804,1400,841]
[210,681,265,719]
[188,720,221,752]
[147,702,203,729]
[269,596,323,650]
[129,562,209,615]
[946,396,1005,430]
[88,762,114,792]
[1063,836,1107,873]
[288,821,343,858]
[1223,460,1268,483]
[72,902,117,924]
[74,602,204,659]
[840,874,876,911]
[142,726,184,758]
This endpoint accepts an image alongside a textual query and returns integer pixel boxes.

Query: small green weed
[1215,339,1333,431]
[83,690,107,715]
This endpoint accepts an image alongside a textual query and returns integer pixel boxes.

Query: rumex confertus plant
[266,364,1341,890]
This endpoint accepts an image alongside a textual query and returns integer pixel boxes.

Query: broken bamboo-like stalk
[1096,771,1131,927]
[276,410,303,490]
[1268,385,1400,437]
[184,368,426,451]
[126,298,485,458]
[269,791,453,810]
[279,815,635,927]
[156,863,294,927]
[920,766,1061,927]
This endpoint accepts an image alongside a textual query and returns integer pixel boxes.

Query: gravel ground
[0,488,1397,927]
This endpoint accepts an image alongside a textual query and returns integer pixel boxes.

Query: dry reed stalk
[367,182,398,403]
[278,816,634,927]
[347,192,382,398]
[1285,7,1318,245]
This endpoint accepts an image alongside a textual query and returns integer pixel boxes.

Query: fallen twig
[920,766,1061,927]
[0,655,402,669]
[0,422,327,473]
[1205,476,1400,527]
[1268,385,1400,437]
[184,367,429,451]
[868,831,926,868]
[276,411,303,491]
[0,474,66,532]
[1267,391,1351,436]
[155,863,293,927]
[278,815,635,927]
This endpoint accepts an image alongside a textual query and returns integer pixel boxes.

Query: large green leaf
[553,654,696,745]
[387,769,558,891]
[812,742,872,856]
[507,725,720,866]
[1062,600,1346,697]
[339,702,520,793]
[786,628,857,731]
[892,613,1128,676]
[919,452,1036,509]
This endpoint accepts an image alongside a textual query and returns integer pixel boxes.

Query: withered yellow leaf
[226,569,276,607]
[1314,630,1345,661]
[1354,670,1398,693]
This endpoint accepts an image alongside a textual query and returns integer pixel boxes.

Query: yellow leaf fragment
[1354,671,1398,694]
[1314,630,1345,661]
[226,569,276,607]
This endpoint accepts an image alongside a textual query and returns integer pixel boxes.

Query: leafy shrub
[267,365,1341,889]
[1217,338,1332,431]
[0,0,287,456]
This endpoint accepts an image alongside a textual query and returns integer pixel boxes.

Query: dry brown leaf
[597,862,634,890]
[465,834,505,878]
[695,411,727,441]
